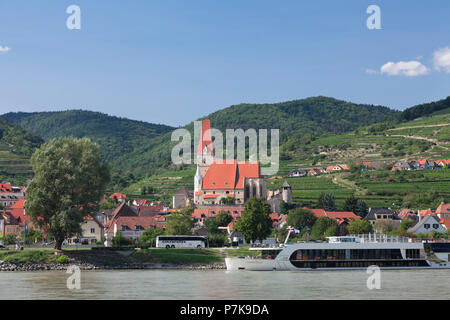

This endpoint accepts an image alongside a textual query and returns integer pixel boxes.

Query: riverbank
[0,248,227,271]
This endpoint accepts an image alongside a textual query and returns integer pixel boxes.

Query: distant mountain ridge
[1,96,449,181]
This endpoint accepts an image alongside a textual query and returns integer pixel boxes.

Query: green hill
[1,110,175,174]
[124,104,450,208]
[0,119,43,185]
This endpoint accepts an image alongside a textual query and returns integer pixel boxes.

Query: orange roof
[269,213,280,221]
[10,199,25,209]
[110,193,126,200]
[326,166,334,171]
[436,203,450,214]
[203,194,219,199]
[339,164,350,170]
[440,218,450,229]
[418,209,435,217]
[325,211,360,220]
[202,160,260,190]
[0,183,12,193]
[309,208,327,217]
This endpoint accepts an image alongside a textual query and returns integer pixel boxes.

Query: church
[193,120,267,206]
[192,120,291,212]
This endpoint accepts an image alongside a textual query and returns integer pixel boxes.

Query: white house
[407,215,447,234]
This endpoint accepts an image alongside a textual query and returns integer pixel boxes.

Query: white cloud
[433,47,450,73]
[0,46,11,53]
[380,60,430,77]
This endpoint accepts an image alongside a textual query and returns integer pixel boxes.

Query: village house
[308,168,321,176]
[66,215,104,245]
[391,161,412,171]
[192,205,244,227]
[407,214,447,235]
[410,159,435,170]
[173,186,193,209]
[0,183,26,208]
[364,208,401,228]
[104,203,167,246]
[435,159,450,167]
[0,210,21,238]
[436,202,450,219]
[308,209,361,235]
[109,193,126,203]
[288,169,307,177]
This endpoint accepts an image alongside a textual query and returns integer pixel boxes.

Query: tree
[166,206,194,235]
[318,193,336,211]
[374,220,396,233]
[220,197,235,205]
[343,194,358,212]
[286,208,317,233]
[112,231,133,247]
[235,198,273,243]
[311,217,338,240]
[346,219,373,235]
[137,227,165,248]
[25,137,110,250]
[204,210,233,234]
[354,200,369,218]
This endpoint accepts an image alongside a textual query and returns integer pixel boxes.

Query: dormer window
[433,224,439,229]
[424,224,430,229]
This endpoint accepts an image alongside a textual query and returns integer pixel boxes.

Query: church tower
[282,180,292,204]
[197,120,214,177]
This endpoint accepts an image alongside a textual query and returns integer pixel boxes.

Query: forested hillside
[2,110,175,170]
[0,119,43,184]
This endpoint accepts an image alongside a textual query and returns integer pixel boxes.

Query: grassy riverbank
[132,248,223,264]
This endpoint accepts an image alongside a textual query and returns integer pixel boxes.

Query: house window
[424,224,430,229]
[90,228,95,233]
[122,226,127,231]
[433,224,439,229]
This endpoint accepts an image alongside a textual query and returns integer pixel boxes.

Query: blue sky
[0,0,449,126]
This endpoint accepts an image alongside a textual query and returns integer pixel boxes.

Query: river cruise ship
[225,234,450,271]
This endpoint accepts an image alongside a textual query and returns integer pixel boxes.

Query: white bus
[156,235,208,249]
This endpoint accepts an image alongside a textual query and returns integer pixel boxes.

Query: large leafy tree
[311,217,338,240]
[346,219,373,235]
[26,138,110,250]
[286,208,317,233]
[204,210,233,234]
[166,206,194,235]
[235,198,273,243]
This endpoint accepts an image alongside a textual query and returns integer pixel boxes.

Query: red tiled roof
[202,160,260,190]
[309,208,327,217]
[10,199,25,209]
[440,218,450,229]
[203,194,219,199]
[0,183,12,193]
[418,209,435,217]
[110,193,126,200]
[436,203,450,214]
[325,211,360,220]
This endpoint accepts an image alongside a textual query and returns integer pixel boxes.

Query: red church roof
[202,160,260,190]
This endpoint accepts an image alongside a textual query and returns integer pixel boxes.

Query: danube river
[0,269,449,299]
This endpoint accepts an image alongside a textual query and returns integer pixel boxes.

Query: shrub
[56,255,70,264]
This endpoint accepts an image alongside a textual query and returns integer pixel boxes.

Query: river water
[0,269,448,299]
